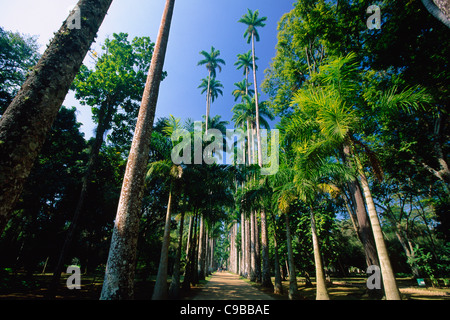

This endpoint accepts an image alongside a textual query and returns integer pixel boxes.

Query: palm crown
[238,9,267,43]
[197,46,226,78]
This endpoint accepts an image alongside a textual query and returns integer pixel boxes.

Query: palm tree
[0,0,113,234]
[198,46,225,132]
[232,79,254,102]
[232,96,274,165]
[238,9,267,167]
[235,50,258,97]
[149,159,183,300]
[198,77,224,130]
[100,0,175,300]
[286,52,432,300]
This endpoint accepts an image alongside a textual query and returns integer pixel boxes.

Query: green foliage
[0,27,40,113]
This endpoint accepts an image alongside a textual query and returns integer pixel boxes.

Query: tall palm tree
[198,76,224,128]
[0,0,113,234]
[198,46,225,132]
[235,50,258,97]
[232,96,274,165]
[238,9,267,167]
[100,0,175,300]
[148,159,183,300]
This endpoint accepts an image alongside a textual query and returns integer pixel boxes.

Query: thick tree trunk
[0,0,113,234]
[100,0,175,300]
[285,213,297,300]
[152,187,174,300]
[343,145,380,269]
[310,207,330,300]
[260,210,273,289]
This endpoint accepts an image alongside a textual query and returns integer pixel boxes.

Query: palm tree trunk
[198,216,205,280]
[251,32,263,167]
[0,0,113,235]
[169,200,186,299]
[152,185,174,300]
[205,70,211,132]
[271,215,283,294]
[100,0,175,300]
[260,209,273,289]
[250,211,256,282]
[310,206,330,300]
[285,212,297,300]
[355,155,401,300]
[240,212,245,276]
[245,215,251,278]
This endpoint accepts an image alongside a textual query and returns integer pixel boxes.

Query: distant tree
[0,27,40,114]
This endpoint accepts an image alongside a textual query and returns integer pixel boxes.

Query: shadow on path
[191,272,274,300]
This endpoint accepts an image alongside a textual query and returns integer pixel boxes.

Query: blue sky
[0,0,295,139]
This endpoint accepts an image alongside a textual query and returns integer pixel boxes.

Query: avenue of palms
[0,0,449,303]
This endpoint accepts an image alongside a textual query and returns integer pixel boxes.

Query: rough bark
[100,0,175,300]
[0,0,113,234]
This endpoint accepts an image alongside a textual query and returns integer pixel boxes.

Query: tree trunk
[169,203,185,299]
[245,215,251,278]
[260,210,273,289]
[271,215,283,294]
[343,145,380,269]
[198,216,205,281]
[251,32,263,167]
[152,186,174,300]
[0,0,113,235]
[356,155,401,300]
[254,211,261,282]
[310,207,330,300]
[100,0,175,300]
[205,70,211,132]
[240,212,245,276]
[250,211,257,282]
[421,0,450,28]
[285,213,297,300]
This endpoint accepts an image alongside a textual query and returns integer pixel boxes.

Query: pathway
[191,272,274,300]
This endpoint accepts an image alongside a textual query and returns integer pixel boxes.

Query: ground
[0,269,449,300]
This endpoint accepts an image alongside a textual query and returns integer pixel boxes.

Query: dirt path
[191,272,274,300]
